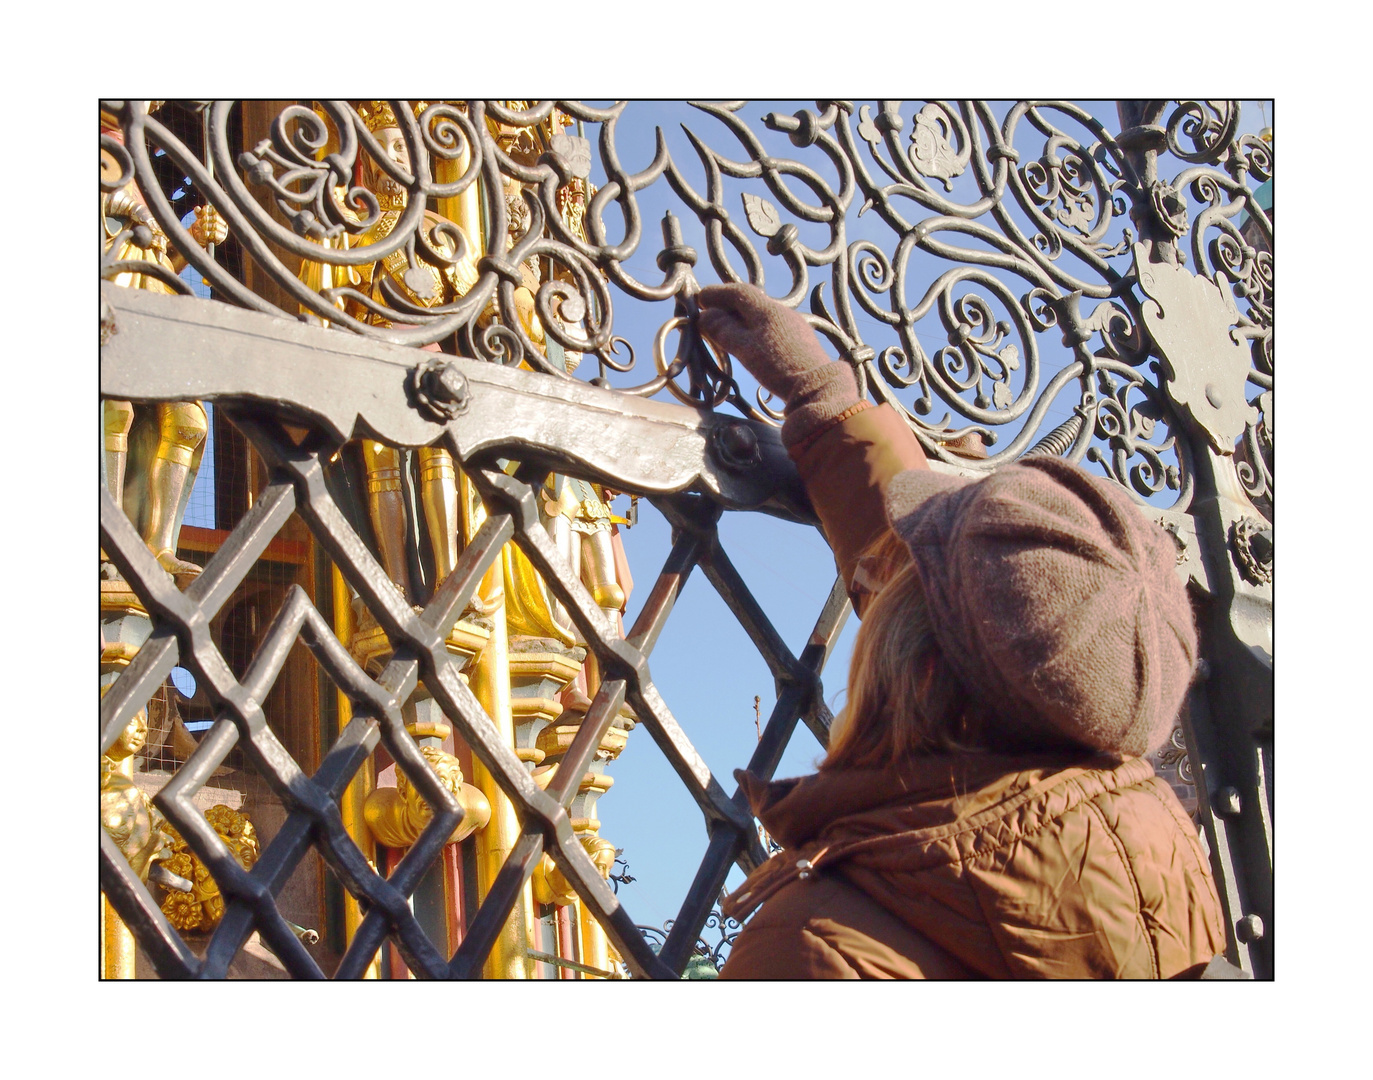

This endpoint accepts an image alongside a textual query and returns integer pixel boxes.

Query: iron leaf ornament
[1134,244,1258,455]
[741,192,782,238]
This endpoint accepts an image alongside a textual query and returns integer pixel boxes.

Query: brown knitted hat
[883,457,1196,758]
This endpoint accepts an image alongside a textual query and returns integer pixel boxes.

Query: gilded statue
[101,105,228,585]
[543,477,628,615]
[100,707,171,881]
[300,101,482,606]
[532,832,619,908]
[502,472,631,650]
[363,743,491,849]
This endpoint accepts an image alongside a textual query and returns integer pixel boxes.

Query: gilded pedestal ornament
[363,734,491,849]
[159,806,261,933]
[101,106,228,587]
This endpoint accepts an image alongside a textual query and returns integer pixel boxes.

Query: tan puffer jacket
[716,404,1225,979]
[720,751,1226,979]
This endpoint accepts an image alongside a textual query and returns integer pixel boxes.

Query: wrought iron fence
[99,100,1273,978]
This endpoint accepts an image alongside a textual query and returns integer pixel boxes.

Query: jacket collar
[725,750,1140,923]
[740,749,1120,849]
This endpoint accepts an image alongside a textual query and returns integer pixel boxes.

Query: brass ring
[653,315,732,407]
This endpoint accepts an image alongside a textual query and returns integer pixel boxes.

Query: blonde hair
[822,534,988,772]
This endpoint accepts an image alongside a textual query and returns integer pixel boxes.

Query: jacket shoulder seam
[815,759,1155,874]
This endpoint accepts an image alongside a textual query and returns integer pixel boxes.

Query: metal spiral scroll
[101,100,1272,507]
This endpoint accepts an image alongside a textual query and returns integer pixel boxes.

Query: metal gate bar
[658,572,852,972]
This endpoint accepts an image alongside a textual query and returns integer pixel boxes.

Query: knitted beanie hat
[883,457,1197,758]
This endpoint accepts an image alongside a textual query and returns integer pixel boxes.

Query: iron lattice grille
[99,284,846,979]
[100,100,1273,977]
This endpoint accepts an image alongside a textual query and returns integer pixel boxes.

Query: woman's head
[822,541,990,772]
[828,451,1200,771]
[882,457,1198,759]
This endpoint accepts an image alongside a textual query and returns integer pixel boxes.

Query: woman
[695,284,1227,979]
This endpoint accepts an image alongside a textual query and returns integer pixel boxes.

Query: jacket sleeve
[789,403,927,615]
[718,921,864,979]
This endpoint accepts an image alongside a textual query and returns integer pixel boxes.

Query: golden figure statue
[363,742,491,849]
[101,105,228,585]
[543,477,628,615]
[99,707,171,881]
[532,833,618,908]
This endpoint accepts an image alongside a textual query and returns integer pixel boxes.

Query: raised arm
[699,284,1197,759]
[697,284,927,612]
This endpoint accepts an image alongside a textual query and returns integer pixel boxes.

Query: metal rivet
[412,359,471,422]
[1214,786,1242,817]
[796,858,814,881]
[1235,914,1265,943]
[712,420,761,472]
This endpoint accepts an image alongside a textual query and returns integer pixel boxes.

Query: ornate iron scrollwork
[100,100,1273,510]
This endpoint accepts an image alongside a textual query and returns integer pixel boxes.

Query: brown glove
[698,283,862,450]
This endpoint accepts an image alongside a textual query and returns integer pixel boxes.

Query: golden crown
[357,100,404,134]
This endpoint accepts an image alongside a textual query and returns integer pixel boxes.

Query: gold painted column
[464,474,535,979]
[102,751,138,981]
[577,899,610,980]
[333,564,380,979]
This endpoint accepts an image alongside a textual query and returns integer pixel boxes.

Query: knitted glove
[697,283,862,450]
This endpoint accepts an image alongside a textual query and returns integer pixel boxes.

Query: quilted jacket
[719,751,1226,978]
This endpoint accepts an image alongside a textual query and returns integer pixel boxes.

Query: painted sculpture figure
[326,101,482,602]
[101,105,227,585]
